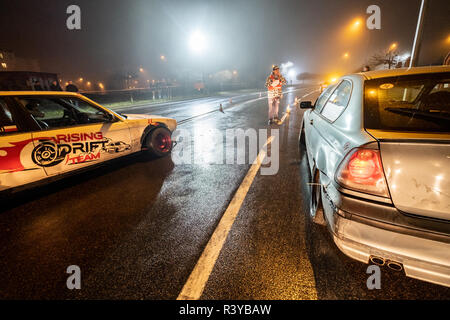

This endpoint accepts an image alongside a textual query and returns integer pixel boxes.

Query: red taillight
[336,148,389,197]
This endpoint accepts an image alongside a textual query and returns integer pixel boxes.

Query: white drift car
[0,91,176,193]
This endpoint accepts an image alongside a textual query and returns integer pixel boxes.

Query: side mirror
[107,113,116,122]
[300,101,313,109]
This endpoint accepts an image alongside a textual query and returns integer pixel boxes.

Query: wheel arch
[140,122,169,147]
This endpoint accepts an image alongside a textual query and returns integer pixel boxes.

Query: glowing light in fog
[189,31,207,54]
[349,18,363,32]
[288,69,296,78]
[389,42,398,51]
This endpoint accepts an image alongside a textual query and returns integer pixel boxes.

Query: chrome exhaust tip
[370,256,385,266]
[387,261,403,272]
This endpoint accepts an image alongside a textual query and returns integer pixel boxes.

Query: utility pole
[409,0,428,67]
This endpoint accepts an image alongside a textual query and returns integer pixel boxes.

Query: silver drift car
[299,66,450,287]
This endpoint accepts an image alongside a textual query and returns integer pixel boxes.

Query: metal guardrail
[83,86,206,107]
[82,83,262,107]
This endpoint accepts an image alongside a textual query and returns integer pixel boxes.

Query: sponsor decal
[101,138,132,154]
[0,138,52,172]
[380,83,394,90]
[65,152,101,165]
[0,132,131,172]
[147,119,159,126]
[31,136,108,167]
[0,125,18,133]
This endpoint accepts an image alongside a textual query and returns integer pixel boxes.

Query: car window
[364,73,450,132]
[430,82,450,94]
[13,96,113,130]
[0,98,22,135]
[14,97,78,129]
[320,80,352,122]
[61,98,111,121]
[315,84,337,113]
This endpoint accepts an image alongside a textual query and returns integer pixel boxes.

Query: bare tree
[369,50,400,70]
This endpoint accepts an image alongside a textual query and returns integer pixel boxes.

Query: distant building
[0,50,55,90]
[0,49,40,72]
[0,71,58,91]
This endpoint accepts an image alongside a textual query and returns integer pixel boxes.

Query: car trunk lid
[367,129,450,221]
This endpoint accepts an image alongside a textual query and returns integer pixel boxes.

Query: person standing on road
[33,80,43,91]
[65,80,79,92]
[265,65,286,125]
[50,80,63,91]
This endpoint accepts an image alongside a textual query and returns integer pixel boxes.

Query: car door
[0,97,47,191]
[314,80,353,172]
[13,95,132,177]
[304,83,337,169]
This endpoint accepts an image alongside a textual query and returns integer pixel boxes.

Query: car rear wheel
[145,127,173,157]
[310,170,326,226]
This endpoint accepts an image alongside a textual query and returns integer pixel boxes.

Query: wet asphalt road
[0,88,449,300]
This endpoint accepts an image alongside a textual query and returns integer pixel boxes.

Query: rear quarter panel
[312,75,375,183]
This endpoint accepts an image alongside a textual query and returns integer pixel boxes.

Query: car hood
[123,113,159,120]
[122,113,177,131]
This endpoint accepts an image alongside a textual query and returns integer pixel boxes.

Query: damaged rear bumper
[321,182,450,288]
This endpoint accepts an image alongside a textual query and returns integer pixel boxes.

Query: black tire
[144,126,173,157]
[310,170,326,226]
[299,127,307,158]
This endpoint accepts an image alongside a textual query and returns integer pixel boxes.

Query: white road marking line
[279,112,289,125]
[177,136,275,300]
[302,88,320,99]
[276,88,318,126]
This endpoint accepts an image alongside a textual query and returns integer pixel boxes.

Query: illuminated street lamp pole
[189,30,208,92]
[410,0,428,67]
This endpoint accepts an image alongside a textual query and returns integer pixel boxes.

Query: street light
[288,69,296,80]
[160,55,166,61]
[349,18,363,32]
[189,30,207,54]
[343,52,350,59]
[139,67,144,73]
[389,42,398,52]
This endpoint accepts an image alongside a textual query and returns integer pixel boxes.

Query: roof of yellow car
[359,65,450,80]
[0,91,82,96]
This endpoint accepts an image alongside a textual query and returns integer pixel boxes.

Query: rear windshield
[364,72,450,133]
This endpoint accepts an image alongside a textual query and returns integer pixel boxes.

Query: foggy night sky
[0,0,449,82]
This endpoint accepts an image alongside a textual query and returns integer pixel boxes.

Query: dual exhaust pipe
[370,256,403,272]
